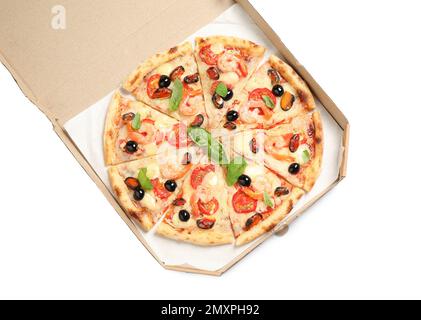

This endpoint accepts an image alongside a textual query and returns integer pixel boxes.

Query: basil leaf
[188,127,211,147]
[169,79,183,112]
[137,168,153,191]
[131,113,141,130]
[263,191,274,208]
[226,157,247,186]
[215,82,228,98]
[208,138,229,166]
[262,95,275,109]
[302,149,311,164]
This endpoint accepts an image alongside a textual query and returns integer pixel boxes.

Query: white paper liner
[64,4,343,272]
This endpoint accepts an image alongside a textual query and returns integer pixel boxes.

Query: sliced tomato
[190,164,215,189]
[151,179,171,200]
[237,60,248,77]
[249,88,276,105]
[232,189,258,214]
[198,198,219,216]
[146,74,161,99]
[166,123,191,148]
[199,45,219,65]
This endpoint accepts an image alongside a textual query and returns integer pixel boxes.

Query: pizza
[104,36,324,246]
[194,36,266,130]
[123,42,208,128]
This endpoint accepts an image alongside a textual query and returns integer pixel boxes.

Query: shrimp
[239,100,266,124]
[179,96,200,116]
[160,161,192,180]
[127,120,156,145]
[264,136,295,162]
[217,52,241,73]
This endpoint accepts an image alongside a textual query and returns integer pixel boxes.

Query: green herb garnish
[226,157,247,186]
[208,138,229,166]
[131,113,141,130]
[187,127,210,147]
[169,79,183,112]
[262,95,275,109]
[263,191,274,208]
[302,149,310,164]
[215,82,228,98]
[137,168,153,191]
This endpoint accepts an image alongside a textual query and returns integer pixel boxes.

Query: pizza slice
[157,163,234,246]
[231,112,323,192]
[123,41,208,128]
[225,159,304,246]
[194,36,265,130]
[222,55,316,133]
[108,146,204,231]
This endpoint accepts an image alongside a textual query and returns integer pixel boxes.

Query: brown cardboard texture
[0,0,349,276]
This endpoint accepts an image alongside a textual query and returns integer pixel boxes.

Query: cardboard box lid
[0,0,234,122]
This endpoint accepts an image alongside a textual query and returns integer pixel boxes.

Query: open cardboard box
[0,0,349,276]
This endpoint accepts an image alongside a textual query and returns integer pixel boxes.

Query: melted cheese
[154,63,174,77]
[146,162,160,179]
[211,43,225,55]
[140,192,157,211]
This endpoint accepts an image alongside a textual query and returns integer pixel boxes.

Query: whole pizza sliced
[108,146,204,231]
[231,112,323,192]
[194,36,265,130]
[221,55,316,133]
[104,92,179,165]
[123,41,208,128]
[157,163,234,246]
[224,158,304,246]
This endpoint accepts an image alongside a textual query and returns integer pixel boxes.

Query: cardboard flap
[0,0,234,122]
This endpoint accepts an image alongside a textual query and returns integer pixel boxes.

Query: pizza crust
[269,55,316,113]
[103,91,123,166]
[108,166,154,231]
[302,111,324,192]
[235,188,304,246]
[157,222,234,246]
[123,41,193,94]
[195,36,266,56]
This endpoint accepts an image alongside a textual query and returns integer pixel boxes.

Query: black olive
[124,141,138,154]
[212,93,224,109]
[272,84,284,97]
[288,163,300,175]
[275,186,290,197]
[159,75,171,88]
[226,110,239,122]
[179,210,190,222]
[133,188,145,201]
[238,175,252,187]
[164,180,177,192]
[222,89,234,101]
[223,122,237,131]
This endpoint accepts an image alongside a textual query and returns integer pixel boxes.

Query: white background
[0,0,420,300]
